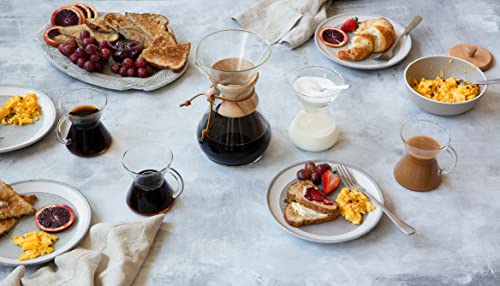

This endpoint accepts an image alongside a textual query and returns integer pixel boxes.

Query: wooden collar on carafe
[180,73,259,140]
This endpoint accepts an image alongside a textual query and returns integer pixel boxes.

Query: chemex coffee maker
[181,29,272,166]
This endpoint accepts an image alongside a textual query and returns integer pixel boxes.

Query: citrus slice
[50,6,85,27]
[35,204,76,233]
[66,3,92,20]
[319,27,348,48]
[44,26,64,47]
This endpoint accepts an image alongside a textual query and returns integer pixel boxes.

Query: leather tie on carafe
[180,73,259,140]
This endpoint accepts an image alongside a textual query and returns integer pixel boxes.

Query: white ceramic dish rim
[403,55,488,106]
[266,160,384,244]
[0,179,92,266]
[314,14,412,70]
[0,85,56,153]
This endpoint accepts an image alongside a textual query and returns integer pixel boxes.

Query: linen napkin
[233,0,331,49]
[1,214,164,286]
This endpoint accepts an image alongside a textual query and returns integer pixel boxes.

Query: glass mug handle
[167,168,184,199]
[440,145,458,175]
[55,114,71,145]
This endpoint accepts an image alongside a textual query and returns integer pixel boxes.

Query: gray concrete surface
[1,0,499,285]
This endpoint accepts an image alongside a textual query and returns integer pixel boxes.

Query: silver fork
[337,164,416,235]
[374,16,422,61]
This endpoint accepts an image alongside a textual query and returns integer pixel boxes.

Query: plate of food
[267,161,384,243]
[314,14,412,70]
[38,2,190,91]
[0,180,91,266]
[0,86,56,154]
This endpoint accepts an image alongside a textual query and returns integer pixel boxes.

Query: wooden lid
[448,44,493,71]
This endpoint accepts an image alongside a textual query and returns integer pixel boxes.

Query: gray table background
[1,0,500,285]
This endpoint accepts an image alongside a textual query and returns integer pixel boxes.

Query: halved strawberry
[340,17,359,33]
[322,170,341,195]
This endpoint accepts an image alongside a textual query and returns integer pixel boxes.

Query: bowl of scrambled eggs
[404,56,487,116]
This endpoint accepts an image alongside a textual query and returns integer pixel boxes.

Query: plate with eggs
[267,160,384,243]
[0,86,56,153]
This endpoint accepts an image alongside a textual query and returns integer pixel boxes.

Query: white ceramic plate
[267,161,384,243]
[314,15,412,70]
[0,86,56,153]
[0,180,91,266]
[37,24,188,91]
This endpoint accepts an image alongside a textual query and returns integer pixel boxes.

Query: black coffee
[126,170,175,216]
[66,105,112,157]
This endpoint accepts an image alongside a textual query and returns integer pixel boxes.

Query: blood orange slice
[50,6,85,27]
[81,3,98,18]
[35,204,76,233]
[44,26,64,47]
[66,3,92,20]
[319,27,348,48]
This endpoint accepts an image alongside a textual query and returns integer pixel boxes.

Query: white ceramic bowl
[404,55,487,116]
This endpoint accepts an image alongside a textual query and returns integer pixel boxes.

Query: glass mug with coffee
[55,88,112,157]
[122,142,184,216]
[394,119,457,191]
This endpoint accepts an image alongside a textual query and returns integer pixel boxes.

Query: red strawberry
[322,170,341,195]
[340,17,359,33]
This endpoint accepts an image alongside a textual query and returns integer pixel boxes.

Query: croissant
[337,18,396,61]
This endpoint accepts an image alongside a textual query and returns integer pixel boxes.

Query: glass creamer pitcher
[394,119,457,191]
[181,29,272,166]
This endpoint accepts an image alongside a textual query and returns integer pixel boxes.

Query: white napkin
[233,0,331,49]
[1,215,164,286]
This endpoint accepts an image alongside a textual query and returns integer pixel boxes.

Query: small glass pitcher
[55,88,112,157]
[394,119,457,191]
[122,142,184,216]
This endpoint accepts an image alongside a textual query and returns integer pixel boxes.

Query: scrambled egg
[412,76,480,103]
[0,93,41,126]
[12,231,58,261]
[336,188,375,225]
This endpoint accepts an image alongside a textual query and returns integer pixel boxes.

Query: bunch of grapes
[110,57,154,78]
[57,30,111,73]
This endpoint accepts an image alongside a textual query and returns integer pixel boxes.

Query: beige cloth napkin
[233,0,331,49]
[1,214,164,286]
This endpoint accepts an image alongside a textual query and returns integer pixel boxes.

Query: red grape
[311,172,321,185]
[135,57,147,68]
[126,67,136,77]
[90,54,101,63]
[85,44,98,55]
[63,45,75,56]
[123,58,134,68]
[111,64,121,74]
[65,38,78,47]
[75,47,86,58]
[99,41,109,49]
[305,161,316,173]
[315,164,331,176]
[79,30,91,40]
[69,53,79,64]
[146,65,154,75]
[58,44,66,55]
[82,37,96,47]
[137,67,148,78]
[297,169,311,180]
[83,61,95,72]
[119,66,128,77]
[100,48,111,60]
[77,57,86,68]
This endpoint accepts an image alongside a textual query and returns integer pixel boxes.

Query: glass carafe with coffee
[181,29,272,166]
[122,142,184,216]
[394,119,457,191]
[55,88,112,157]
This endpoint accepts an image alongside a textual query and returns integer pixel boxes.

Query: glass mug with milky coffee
[394,119,457,191]
[55,88,112,157]
[122,142,184,216]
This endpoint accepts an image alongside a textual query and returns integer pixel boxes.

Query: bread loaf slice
[284,202,339,227]
[286,180,339,215]
[141,34,190,72]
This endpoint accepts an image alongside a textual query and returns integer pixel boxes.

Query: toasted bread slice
[0,181,36,220]
[60,24,119,42]
[0,194,37,238]
[125,13,170,43]
[284,202,339,227]
[287,180,339,215]
[86,14,112,32]
[102,13,152,47]
[141,35,189,72]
